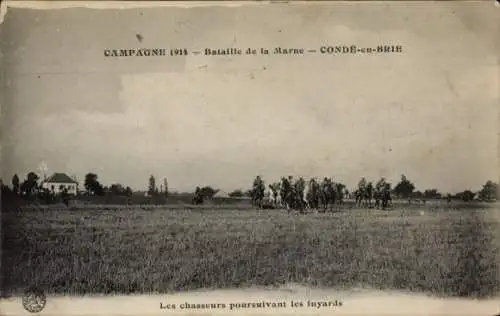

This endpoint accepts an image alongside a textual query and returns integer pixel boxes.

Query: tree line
[1,171,498,207]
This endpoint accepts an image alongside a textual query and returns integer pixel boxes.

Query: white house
[213,190,230,199]
[42,173,78,195]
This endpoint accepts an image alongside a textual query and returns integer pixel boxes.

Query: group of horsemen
[252,176,392,212]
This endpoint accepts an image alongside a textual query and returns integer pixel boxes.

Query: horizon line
[3,170,497,195]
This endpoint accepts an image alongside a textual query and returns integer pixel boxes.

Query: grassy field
[2,204,499,298]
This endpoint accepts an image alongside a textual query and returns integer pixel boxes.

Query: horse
[373,180,392,209]
[356,177,367,207]
[293,177,308,213]
[319,178,336,212]
[279,177,294,211]
[335,183,345,206]
[268,183,282,208]
[363,182,374,208]
[374,190,382,209]
[306,178,321,210]
[382,189,392,209]
[355,188,364,207]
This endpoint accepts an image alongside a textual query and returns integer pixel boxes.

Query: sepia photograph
[0,1,499,315]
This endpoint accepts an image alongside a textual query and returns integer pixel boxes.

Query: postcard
[0,1,499,315]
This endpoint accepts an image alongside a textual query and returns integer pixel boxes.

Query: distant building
[213,190,230,199]
[42,173,78,195]
[214,190,251,200]
[473,192,481,201]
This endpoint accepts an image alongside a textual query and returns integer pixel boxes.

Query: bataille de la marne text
[104,45,404,57]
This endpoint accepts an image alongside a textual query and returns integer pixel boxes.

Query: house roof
[213,190,229,198]
[45,173,78,184]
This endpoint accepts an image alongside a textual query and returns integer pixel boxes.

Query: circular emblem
[22,287,46,313]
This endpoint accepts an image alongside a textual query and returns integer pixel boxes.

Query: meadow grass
[2,205,499,298]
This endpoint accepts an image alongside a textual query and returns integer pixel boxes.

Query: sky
[0,2,498,193]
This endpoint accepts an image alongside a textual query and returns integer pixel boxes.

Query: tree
[163,178,169,197]
[280,176,293,208]
[294,177,307,210]
[12,174,20,195]
[250,176,266,208]
[21,172,39,197]
[424,189,441,199]
[125,186,133,197]
[109,183,126,196]
[192,186,204,204]
[336,182,346,193]
[200,186,218,199]
[27,172,39,188]
[148,175,156,196]
[412,190,423,199]
[455,190,475,202]
[478,180,498,201]
[1,178,12,195]
[85,173,96,193]
[84,173,104,196]
[394,174,415,200]
[229,189,244,198]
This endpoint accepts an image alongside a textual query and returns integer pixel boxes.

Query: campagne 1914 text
[103,45,403,57]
